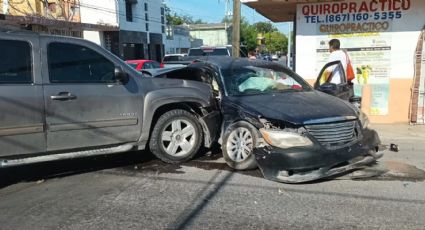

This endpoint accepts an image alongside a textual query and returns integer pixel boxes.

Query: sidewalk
[371,124,425,142]
[370,124,425,173]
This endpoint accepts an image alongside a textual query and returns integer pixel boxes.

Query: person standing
[322,39,349,84]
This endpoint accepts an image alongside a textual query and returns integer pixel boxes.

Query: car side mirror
[115,66,129,84]
[317,82,338,95]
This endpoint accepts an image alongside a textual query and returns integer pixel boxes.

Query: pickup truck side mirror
[115,66,129,84]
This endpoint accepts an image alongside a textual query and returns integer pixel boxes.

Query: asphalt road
[1,126,425,230]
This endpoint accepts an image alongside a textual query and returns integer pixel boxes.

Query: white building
[189,23,232,47]
[118,0,166,61]
[165,25,191,54]
[80,0,166,61]
[80,0,119,52]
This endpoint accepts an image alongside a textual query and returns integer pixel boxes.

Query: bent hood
[227,91,357,125]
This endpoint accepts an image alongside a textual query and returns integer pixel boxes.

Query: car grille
[304,121,360,150]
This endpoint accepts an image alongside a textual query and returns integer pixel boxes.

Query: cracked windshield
[226,66,308,95]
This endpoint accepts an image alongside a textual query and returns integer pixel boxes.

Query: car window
[0,40,32,84]
[143,62,153,69]
[163,56,180,62]
[48,42,115,83]
[151,61,161,68]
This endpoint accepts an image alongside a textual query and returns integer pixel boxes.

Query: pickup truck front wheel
[149,109,203,164]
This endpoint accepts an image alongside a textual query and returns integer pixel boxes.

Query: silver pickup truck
[0,31,220,167]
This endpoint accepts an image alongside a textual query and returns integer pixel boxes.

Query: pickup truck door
[314,61,351,101]
[41,39,142,151]
[0,36,46,157]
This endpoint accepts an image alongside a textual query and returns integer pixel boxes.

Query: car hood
[227,91,358,125]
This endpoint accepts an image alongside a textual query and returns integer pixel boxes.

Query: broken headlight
[359,111,370,129]
[260,128,313,149]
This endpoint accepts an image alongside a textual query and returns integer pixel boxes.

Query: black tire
[222,121,258,170]
[149,109,203,164]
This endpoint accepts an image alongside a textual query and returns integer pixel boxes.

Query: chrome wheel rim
[161,119,196,157]
[226,127,253,163]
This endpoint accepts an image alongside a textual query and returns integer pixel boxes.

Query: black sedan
[152,57,383,183]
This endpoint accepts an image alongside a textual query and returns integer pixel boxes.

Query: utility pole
[232,0,240,57]
[287,22,292,69]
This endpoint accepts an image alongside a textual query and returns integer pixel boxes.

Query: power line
[78,2,166,25]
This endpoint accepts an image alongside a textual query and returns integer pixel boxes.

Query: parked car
[163,54,187,62]
[126,59,163,71]
[152,57,383,183]
[188,45,247,58]
[162,54,188,68]
[0,31,219,167]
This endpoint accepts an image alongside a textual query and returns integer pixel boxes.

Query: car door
[0,36,46,157]
[41,39,142,151]
[314,61,351,101]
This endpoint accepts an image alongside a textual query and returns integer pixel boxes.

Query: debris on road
[390,143,399,152]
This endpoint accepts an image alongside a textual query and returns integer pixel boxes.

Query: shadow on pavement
[2,143,424,190]
[0,150,152,189]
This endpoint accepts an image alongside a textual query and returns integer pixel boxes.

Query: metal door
[0,36,46,157]
[40,38,142,151]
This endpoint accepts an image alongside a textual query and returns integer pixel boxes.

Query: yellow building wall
[1,0,80,22]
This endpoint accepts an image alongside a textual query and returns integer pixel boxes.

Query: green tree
[253,22,277,33]
[240,18,258,52]
[264,31,288,53]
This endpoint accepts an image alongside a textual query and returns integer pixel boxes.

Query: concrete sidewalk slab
[371,124,425,141]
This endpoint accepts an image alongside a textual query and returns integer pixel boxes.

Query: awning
[241,0,336,22]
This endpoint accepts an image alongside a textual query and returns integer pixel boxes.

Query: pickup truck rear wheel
[222,121,258,170]
[149,109,203,164]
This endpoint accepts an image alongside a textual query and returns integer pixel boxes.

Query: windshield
[223,64,311,96]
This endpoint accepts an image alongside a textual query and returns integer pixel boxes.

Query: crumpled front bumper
[253,128,384,183]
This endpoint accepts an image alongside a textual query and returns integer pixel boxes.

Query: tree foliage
[239,19,288,53]
[163,2,287,53]
[240,18,258,52]
[264,32,288,54]
[253,22,277,34]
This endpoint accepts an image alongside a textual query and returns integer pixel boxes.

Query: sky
[164,0,291,36]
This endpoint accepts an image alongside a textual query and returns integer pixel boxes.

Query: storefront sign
[296,0,424,116]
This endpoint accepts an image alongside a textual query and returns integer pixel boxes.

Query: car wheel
[149,109,203,164]
[222,121,258,170]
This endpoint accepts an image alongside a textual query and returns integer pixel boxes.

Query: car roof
[164,54,186,56]
[149,57,290,76]
[190,56,286,71]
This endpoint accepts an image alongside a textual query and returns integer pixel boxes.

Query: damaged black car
[154,57,383,183]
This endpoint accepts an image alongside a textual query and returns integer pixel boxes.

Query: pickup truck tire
[222,121,258,170]
[149,109,203,164]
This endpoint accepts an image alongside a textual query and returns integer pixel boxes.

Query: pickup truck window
[0,40,32,84]
[48,42,116,83]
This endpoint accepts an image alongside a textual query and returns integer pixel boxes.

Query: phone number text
[304,11,402,23]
